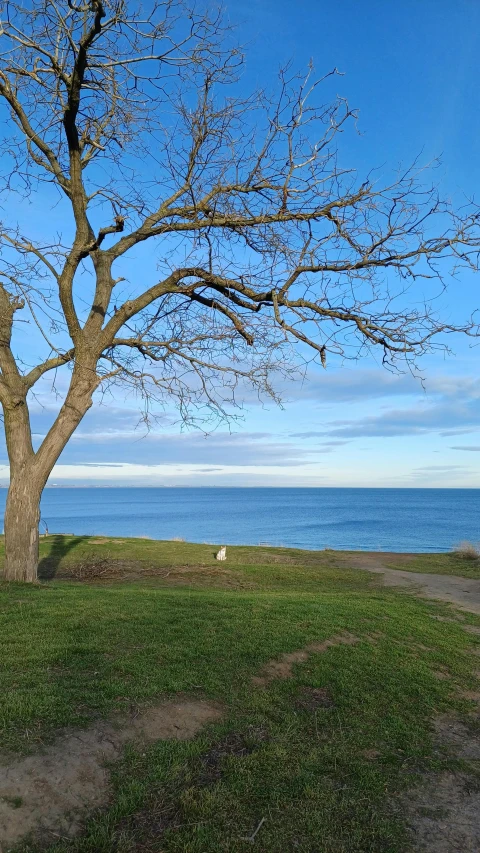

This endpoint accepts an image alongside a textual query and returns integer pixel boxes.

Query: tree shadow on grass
[38,535,89,580]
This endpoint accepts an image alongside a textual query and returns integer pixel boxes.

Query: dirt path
[342,553,480,615]
[338,553,480,851]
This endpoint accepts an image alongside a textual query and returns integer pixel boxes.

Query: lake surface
[0,487,478,552]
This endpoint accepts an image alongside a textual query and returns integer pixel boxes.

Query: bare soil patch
[197,725,269,786]
[430,613,466,623]
[432,668,452,681]
[361,748,381,761]
[462,690,480,703]
[295,686,335,711]
[0,698,222,851]
[407,771,480,853]
[433,714,480,761]
[252,633,359,687]
[404,713,480,851]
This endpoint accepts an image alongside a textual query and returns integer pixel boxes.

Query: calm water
[0,487,478,552]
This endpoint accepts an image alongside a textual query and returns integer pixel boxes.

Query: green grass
[2,533,479,579]
[1,536,480,852]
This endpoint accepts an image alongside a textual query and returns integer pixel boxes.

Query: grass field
[1,536,480,852]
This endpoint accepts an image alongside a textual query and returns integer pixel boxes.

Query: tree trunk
[1,362,95,583]
[3,474,42,583]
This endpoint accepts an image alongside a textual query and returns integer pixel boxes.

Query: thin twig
[240,816,266,843]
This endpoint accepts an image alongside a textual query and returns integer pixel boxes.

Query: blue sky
[1,0,479,487]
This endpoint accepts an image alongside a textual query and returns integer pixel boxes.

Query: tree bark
[4,472,42,583]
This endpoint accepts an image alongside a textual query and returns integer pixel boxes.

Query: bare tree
[0,0,478,582]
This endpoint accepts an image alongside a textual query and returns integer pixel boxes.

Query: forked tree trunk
[4,473,43,583]
[1,364,95,583]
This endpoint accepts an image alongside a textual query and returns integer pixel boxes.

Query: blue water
[0,488,478,552]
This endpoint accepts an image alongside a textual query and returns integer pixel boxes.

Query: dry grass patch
[452,541,480,561]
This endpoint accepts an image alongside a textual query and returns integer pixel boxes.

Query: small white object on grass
[216,546,227,561]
